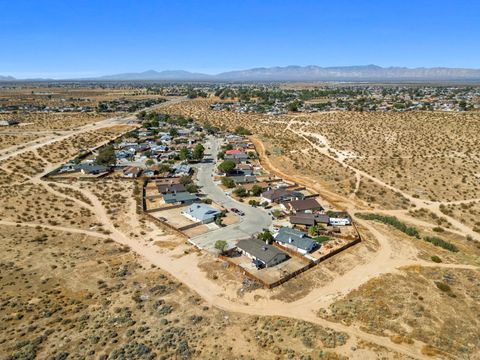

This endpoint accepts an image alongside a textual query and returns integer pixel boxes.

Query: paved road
[190,136,272,250]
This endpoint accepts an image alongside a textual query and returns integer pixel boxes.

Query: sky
[1,0,479,78]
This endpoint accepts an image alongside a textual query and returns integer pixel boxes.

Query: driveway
[191,136,272,250]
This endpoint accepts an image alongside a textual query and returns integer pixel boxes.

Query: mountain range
[2,65,480,81]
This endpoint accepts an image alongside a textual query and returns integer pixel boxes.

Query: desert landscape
[0,81,479,360]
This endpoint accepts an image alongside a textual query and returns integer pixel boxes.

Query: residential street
[190,136,272,250]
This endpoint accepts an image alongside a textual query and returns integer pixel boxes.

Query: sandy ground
[2,97,479,359]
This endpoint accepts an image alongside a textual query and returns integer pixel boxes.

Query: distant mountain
[216,65,480,81]
[85,65,480,82]
[92,69,212,81]
[3,66,480,82]
[0,75,16,81]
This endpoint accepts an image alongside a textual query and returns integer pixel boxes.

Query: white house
[182,203,221,224]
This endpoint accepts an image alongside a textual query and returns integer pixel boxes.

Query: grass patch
[424,236,458,253]
[313,235,331,243]
[356,213,420,238]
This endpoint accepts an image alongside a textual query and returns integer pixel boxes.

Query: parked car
[231,208,245,216]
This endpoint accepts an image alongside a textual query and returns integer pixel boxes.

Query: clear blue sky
[1,0,479,78]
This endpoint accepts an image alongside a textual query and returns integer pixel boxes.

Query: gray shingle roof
[182,203,220,222]
[274,227,317,251]
[163,191,198,203]
[237,238,289,267]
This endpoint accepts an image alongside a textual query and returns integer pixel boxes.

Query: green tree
[217,160,236,174]
[145,159,154,166]
[169,128,178,137]
[179,175,193,186]
[179,146,189,161]
[250,185,263,197]
[185,183,198,193]
[214,240,228,253]
[257,230,273,243]
[158,164,172,173]
[308,225,319,237]
[234,126,252,136]
[192,143,205,160]
[221,177,235,188]
[95,145,116,166]
[217,151,225,160]
[287,100,302,112]
[233,187,248,197]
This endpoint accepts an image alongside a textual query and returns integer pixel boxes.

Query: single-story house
[236,238,289,268]
[182,203,221,224]
[115,149,135,159]
[58,163,77,173]
[123,166,142,178]
[224,153,249,163]
[163,191,198,204]
[289,213,330,228]
[282,198,324,214]
[236,163,253,172]
[143,169,156,177]
[225,149,244,155]
[75,164,110,175]
[174,164,192,176]
[228,175,257,184]
[157,183,186,194]
[261,189,304,204]
[274,227,318,255]
[242,181,271,192]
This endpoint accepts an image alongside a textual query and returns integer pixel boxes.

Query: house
[225,149,244,155]
[242,181,271,192]
[115,149,135,159]
[163,191,198,204]
[157,183,186,194]
[236,238,289,268]
[0,119,19,126]
[236,163,253,172]
[282,198,324,214]
[123,166,142,178]
[224,153,249,163]
[289,213,330,228]
[75,164,110,175]
[234,166,254,176]
[58,163,77,173]
[143,169,156,177]
[160,134,172,142]
[274,227,318,255]
[150,144,168,153]
[261,189,304,204]
[173,164,192,176]
[228,175,257,185]
[182,203,221,224]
